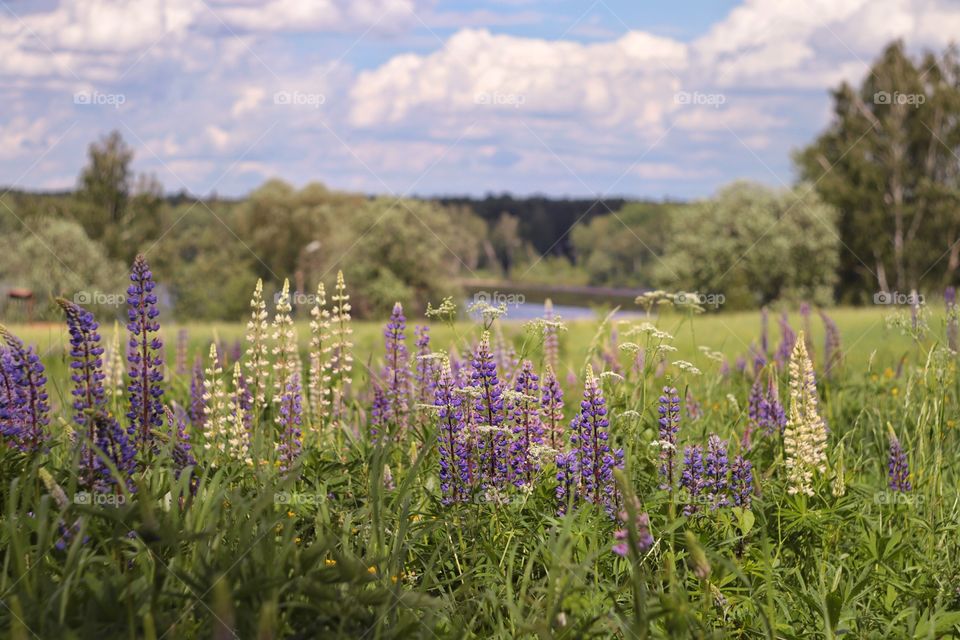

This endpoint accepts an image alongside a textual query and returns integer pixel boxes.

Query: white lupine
[784,332,828,496]
[272,278,298,403]
[203,343,230,454]
[245,279,270,412]
[328,270,353,421]
[227,362,252,465]
[103,321,124,398]
[308,282,331,420]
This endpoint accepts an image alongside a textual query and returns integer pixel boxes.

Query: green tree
[0,218,124,320]
[654,182,840,308]
[797,41,960,300]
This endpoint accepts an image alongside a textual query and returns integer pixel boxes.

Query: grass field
[2,298,959,638]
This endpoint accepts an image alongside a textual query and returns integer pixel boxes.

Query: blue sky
[0,0,957,199]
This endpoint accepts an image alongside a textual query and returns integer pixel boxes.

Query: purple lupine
[86,411,137,493]
[555,448,579,515]
[370,383,389,441]
[413,326,436,405]
[744,376,764,450]
[764,375,786,435]
[820,310,842,377]
[657,386,681,491]
[735,356,747,375]
[730,456,753,508]
[57,299,107,430]
[704,435,730,509]
[750,345,766,376]
[540,366,564,449]
[471,333,508,489]
[947,287,958,352]
[0,327,49,453]
[888,435,911,492]
[126,254,164,445]
[188,357,205,429]
[680,445,705,516]
[508,360,544,487]
[165,405,196,483]
[567,367,622,514]
[720,358,730,378]
[175,328,188,376]
[383,302,410,431]
[613,496,654,558]
[685,389,702,421]
[436,361,472,504]
[0,347,20,441]
[774,313,796,369]
[277,372,303,474]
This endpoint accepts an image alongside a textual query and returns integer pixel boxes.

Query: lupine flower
[704,434,730,509]
[277,372,303,474]
[750,345,766,375]
[244,279,270,414]
[887,434,911,492]
[508,360,544,487]
[730,455,753,508]
[784,332,827,496]
[308,282,331,422]
[272,279,298,403]
[436,357,472,504]
[680,445,704,516]
[0,328,50,452]
[328,271,354,424]
[370,383,388,441]
[164,405,196,483]
[764,374,787,434]
[85,411,137,493]
[383,302,411,431]
[126,254,164,445]
[226,362,252,465]
[831,442,847,497]
[735,355,747,375]
[744,376,763,450]
[946,286,958,352]
[103,321,124,400]
[203,343,230,459]
[413,326,436,405]
[613,496,654,558]
[543,299,559,372]
[188,357,206,429]
[820,310,842,377]
[175,328,188,376]
[657,386,681,491]
[0,347,20,440]
[539,366,564,449]
[560,365,622,515]
[56,299,107,430]
[774,312,796,369]
[471,332,508,488]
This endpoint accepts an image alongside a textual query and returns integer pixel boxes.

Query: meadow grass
[2,302,959,638]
